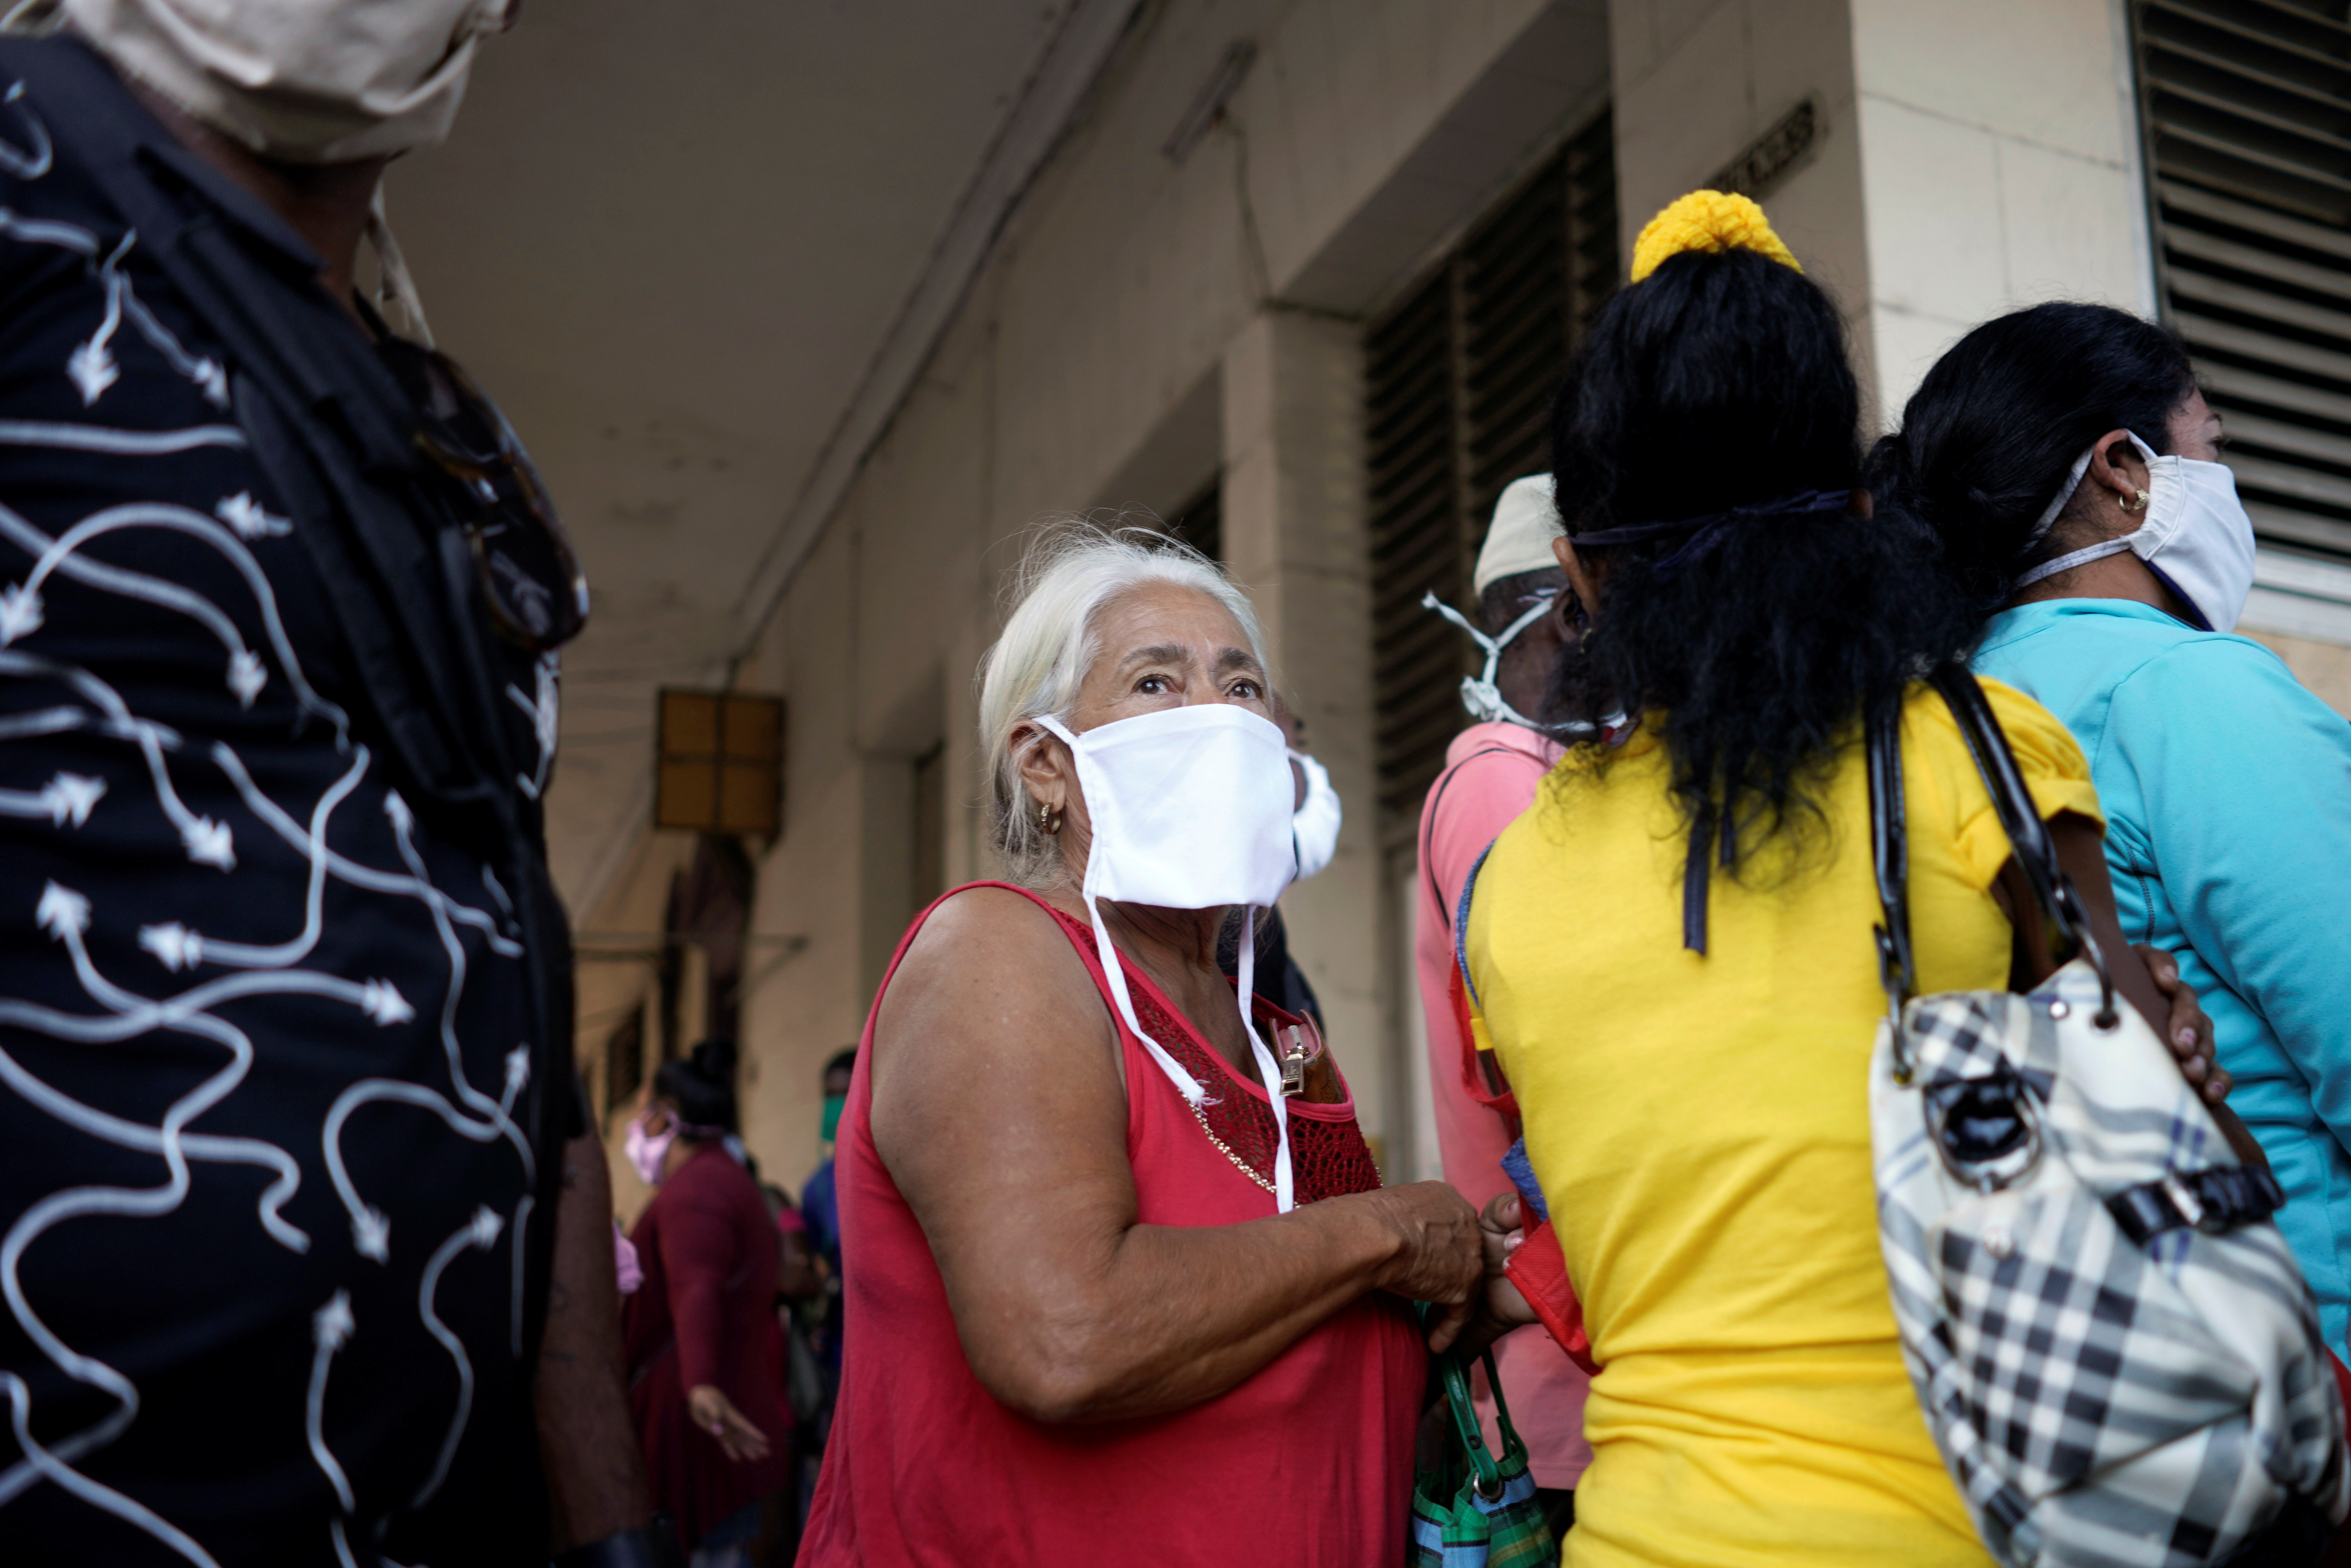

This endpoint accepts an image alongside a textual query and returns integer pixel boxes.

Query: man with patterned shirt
[0,5,658,1565]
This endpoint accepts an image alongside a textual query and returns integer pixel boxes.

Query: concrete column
[1608,0,2153,425]
[1610,0,1876,391]
[1220,309,1395,1167]
[1848,0,2155,422]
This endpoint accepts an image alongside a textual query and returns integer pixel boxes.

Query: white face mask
[64,0,513,163]
[2014,432,2257,633]
[623,1111,674,1189]
[1289,749,1341,883]
[1035,703,1304,1211]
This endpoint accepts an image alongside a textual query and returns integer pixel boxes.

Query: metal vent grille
[2137,0,2351,564]
[1367,108,1617,846]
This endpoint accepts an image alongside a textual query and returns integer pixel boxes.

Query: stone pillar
[1848,0,2155,421]
[1608,0,2153,425]
[1220,309,1395,1167]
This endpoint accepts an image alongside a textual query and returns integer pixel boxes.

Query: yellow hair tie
[1629,190,1802,283]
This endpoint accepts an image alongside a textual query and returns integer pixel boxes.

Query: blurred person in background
[759,1182,821,1307]
[798,526,1481,1565]
[799,1048,854,1301]
[753,1181,817,1568]
[1870,301,2351,1355]
[0,4,654,1562]
[1413,472,1591,1530]
[625,1040,791,1567]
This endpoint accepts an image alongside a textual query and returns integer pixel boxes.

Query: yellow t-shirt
[1465,679,2102,1568]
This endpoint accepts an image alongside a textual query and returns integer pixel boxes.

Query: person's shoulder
[2108,634,2351,771]
[878,882,1100,1034]
[899,883,1078,970]
[0,41,131,229]
[1441,721,1556,772]
[1906,675,2093,787]
[675,1144,753,1196]
[1423,726,1552,846]
[2112,628,2309,701]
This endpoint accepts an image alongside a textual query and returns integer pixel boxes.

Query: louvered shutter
[2136,0,2351,635]
[1366,108,1618,849]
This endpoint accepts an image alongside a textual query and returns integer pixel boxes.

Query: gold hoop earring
[2122,488,2150,513]
[1037,799,1062,837]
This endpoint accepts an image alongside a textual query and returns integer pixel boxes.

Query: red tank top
[798,884,1423,1566]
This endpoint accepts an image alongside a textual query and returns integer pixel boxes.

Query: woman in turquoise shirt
[1869,301,2351,1354]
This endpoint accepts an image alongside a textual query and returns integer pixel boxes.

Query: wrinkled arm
[536,1128,653,1551]
[872,888,1478,1425]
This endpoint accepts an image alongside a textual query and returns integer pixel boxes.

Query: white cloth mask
[1035,703,1304,1211]
[63,0,513,163]
[2014,432,2258,633]
[1289,749,1341,883]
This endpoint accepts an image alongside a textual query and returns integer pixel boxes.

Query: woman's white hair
[978,519,1270,887]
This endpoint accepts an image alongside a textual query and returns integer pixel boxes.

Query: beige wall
[1611,0,1875,384]
[1850,0,2156,424]
[1610,0,2152,423]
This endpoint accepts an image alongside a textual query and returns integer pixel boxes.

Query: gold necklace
[1187,1096,1276,1193]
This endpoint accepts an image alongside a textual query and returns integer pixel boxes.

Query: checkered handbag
[1866,669,2347,1567]
[1409,1308,1558,1567]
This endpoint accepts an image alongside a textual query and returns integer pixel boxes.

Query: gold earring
[1038,799,1061,836]
[2122,488,2150,513]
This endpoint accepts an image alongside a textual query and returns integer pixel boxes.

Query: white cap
[1473,474,1565,596]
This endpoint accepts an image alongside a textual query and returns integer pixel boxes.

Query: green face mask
[820,1093,846,1144]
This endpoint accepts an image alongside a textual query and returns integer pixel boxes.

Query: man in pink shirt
[1414,473,1591,1516]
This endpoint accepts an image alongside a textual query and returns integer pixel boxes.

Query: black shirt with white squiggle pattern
[0,49,561,1568]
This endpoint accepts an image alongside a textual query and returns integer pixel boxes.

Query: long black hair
[1864,301,2195,619]
[656,1037,739,1135]
[1547,247,1977,889]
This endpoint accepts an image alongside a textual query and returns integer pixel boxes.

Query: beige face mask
[59,0,512,164]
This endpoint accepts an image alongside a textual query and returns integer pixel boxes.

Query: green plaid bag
[1408,1334,1557,1568]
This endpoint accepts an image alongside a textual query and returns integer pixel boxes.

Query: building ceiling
[390,1,1088,907]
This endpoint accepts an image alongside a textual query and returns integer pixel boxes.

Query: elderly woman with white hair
[797,526,1482,1564]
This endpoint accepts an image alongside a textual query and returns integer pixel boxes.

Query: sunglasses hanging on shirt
[380,335,590,652]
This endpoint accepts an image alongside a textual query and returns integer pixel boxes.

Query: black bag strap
[1866,665,2119,1072]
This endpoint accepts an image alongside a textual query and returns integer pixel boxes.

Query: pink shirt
[1414,721,1592,1488]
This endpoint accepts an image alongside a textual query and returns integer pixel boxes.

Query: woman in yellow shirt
[1460,195,2220,1567]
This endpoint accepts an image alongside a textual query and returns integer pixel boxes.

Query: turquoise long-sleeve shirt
[1975,599,2351,1353]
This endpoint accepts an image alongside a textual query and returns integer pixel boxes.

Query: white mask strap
[2025,442,2100,551]
[2016,433,2162,591]
[1233,909,1294,1212]
[1420,590,1603,734]
[1033,715,1207,1106]
[2024,432,2161,550]
[2012,536,2135,592]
